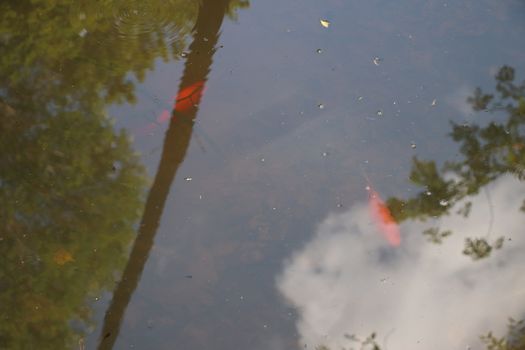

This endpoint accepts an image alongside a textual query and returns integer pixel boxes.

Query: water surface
[1,0,525,349]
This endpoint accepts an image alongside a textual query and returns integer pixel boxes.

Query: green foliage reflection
[0,98,146,349]
[0,0,249,348]
[386,66,525,260]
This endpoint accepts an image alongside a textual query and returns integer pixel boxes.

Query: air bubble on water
[372,57,382,66]
[316,48,323,54]
[260,157,265,162]
[365,185,371,191]
[439,199,449,206]
[322,151,328,157]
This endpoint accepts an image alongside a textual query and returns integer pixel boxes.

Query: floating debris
[322,151,329,157]
[431,98,437,106]
[410,142,416,149]
[78,28,88,37]
[372,56,382,66]
[318,103,325,109]
[184,177,193,181]
[316,48,323,54]
[180,51,189,58]
[53,248,74,265]
[439,199,449,206]
[376,110,383,117]
[357,96,364,101]
[320,19,331,28]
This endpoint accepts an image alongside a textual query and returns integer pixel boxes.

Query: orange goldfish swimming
[174,80,205,113]
[138,80,206,135]
[366,184,401,247]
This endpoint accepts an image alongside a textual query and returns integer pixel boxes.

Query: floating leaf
[320,19,331,28]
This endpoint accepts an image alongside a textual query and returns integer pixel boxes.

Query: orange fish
[367,184,401,247]
[136,80,206,136]
[174,80,205,113]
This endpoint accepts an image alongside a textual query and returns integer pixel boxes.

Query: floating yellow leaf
[320,19,331,28]
[53,248,74,265]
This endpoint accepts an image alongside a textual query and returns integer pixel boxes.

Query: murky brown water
[2,0,525,349]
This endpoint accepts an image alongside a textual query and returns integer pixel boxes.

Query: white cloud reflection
[277,175,525,350]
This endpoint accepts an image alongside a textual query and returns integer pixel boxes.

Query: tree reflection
[0,0,246,348]
[96,0,244,348]
[386,65,525,260]
[0,99,146,349]
[312,319,525,350]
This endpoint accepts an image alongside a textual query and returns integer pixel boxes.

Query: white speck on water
[316,48,323,54]
[320,19,331,28]
[318,103,325,109]
[184,177,192,181]
[181,51,188,58]
[376,110,383,117]
[431,98,437,106]
[411,142,416,149]
[322,151,328,157]
[439,199,449,206]
[425,191,432,196]
[372,57,382,66]
[260,157,265,162]
[357,96,364,101]
[365,185,371,191]
[78,28,88,37]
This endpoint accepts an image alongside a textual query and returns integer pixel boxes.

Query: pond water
[2,0,525,349]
